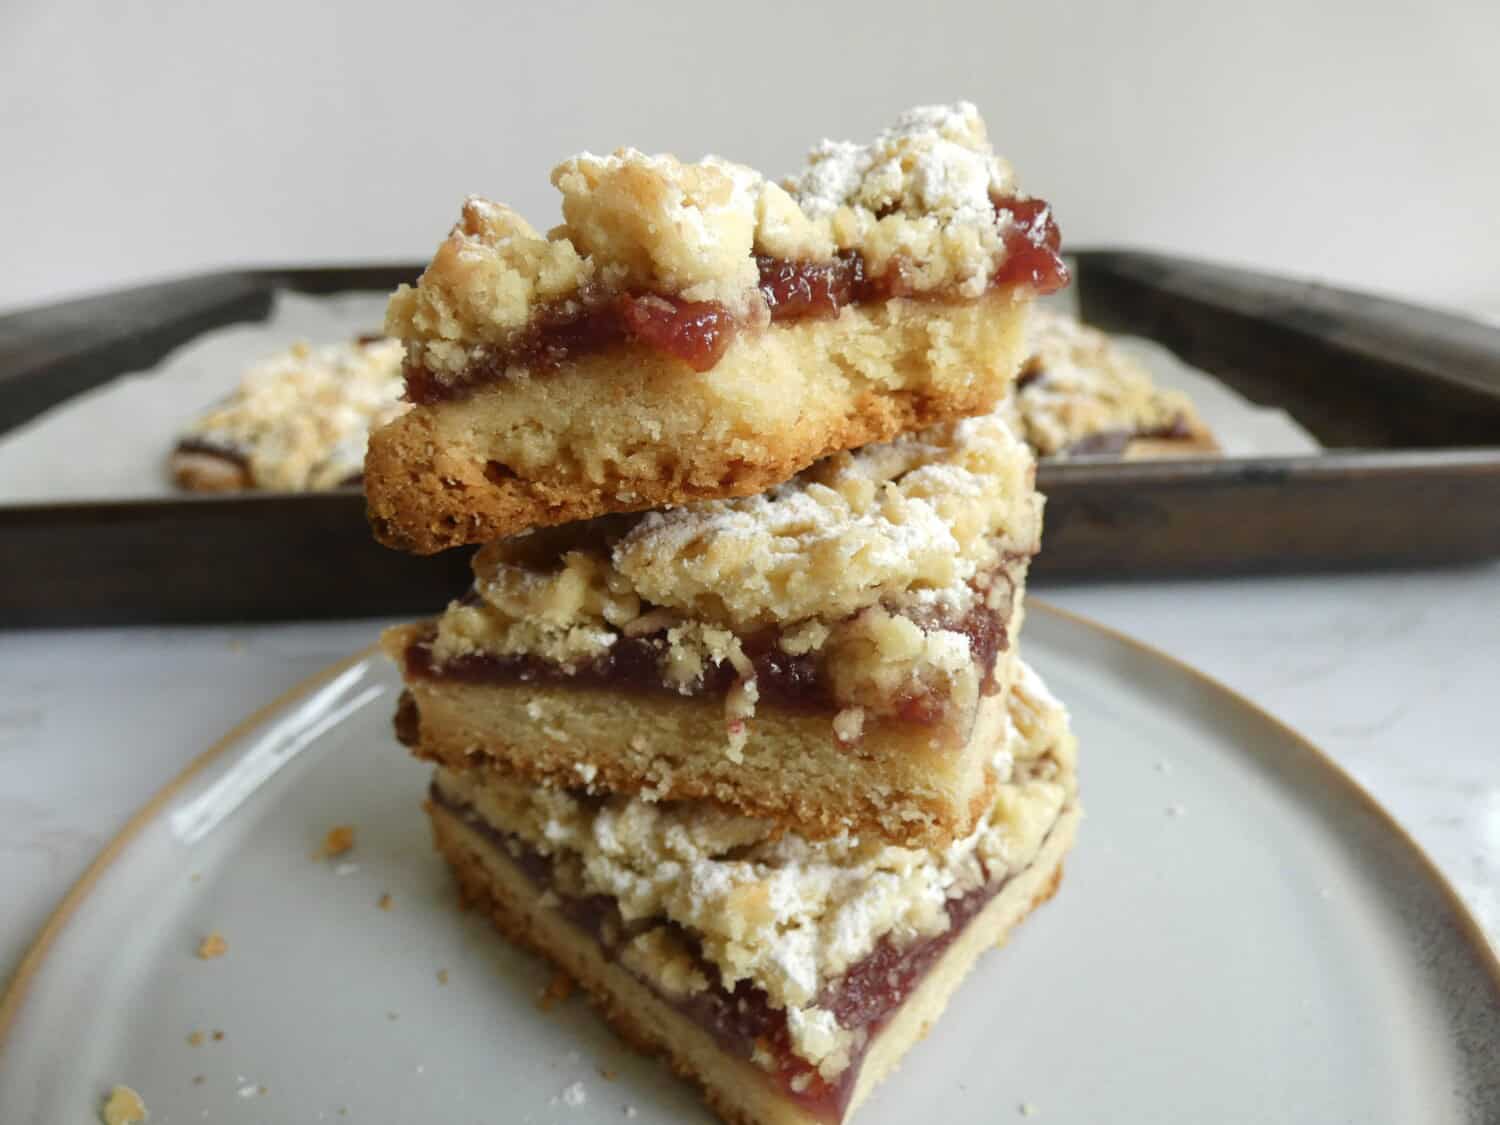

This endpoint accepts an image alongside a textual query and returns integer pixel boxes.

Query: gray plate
[2,604,1497,1123]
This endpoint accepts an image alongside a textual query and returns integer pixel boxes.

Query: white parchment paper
[0,289,1318,504]
[0,292,390,502]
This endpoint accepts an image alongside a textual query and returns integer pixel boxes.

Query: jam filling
[405,196,1067,404]
[1060,415,1194,458]
[435,784,1028,1122]
[404,568,1019,723]
[174,437,250,468]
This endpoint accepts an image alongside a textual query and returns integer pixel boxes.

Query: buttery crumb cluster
[436,664,1073,1080]
[1004,308,1197,457]
[179,338,406,489]
[387,102,1038,379]
[429,413,1040,736]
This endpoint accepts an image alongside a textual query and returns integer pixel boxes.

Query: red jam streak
[403,570,1016,723]
[404,194,1066,404]
[435,785,1030,1123]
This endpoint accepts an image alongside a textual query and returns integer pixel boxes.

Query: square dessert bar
[1003,307,1218,459]
[425,661,1079,1125]
[171,336,406,492]
[387,409,1042,848]
[365,102,1067,553]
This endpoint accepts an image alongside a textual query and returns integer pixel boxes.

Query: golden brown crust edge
[366,384,995,555]
[429,798,1076,1125]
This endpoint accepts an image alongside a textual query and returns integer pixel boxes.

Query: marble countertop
[2,562,1497,984]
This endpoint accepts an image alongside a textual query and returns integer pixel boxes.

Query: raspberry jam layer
[1059,415,1195,457]
[435,785,1032,1123]
[403,569,1018,723]
[405,195,1066,404]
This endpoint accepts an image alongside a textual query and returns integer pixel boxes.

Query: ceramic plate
[3,605,1497,1124]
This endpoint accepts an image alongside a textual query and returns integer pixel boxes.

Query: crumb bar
[366,103,1066,552]
[171,337,406,492]
[1004,308,1217,459]
[426,661,1077,1125]
[387,411,1041,846]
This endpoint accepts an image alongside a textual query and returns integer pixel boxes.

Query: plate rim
[3,601,1497,1056]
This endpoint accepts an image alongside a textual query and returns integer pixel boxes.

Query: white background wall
[2,0,1496,316]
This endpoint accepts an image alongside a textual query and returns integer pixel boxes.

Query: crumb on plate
[101,1085,148,1124]
[320,825,356,858]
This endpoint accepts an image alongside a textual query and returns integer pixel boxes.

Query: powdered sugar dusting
[789,102,1011,221]
[611,410,1039,628]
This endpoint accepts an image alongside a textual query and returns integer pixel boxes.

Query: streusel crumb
[101,1085,148,1125]
[320,825,356,858]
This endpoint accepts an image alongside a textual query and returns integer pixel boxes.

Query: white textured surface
[0,606,1494,1124]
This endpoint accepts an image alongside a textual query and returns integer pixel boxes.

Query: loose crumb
[1165,804,1186,818]
[1019,1102,1038,1117]
[598,1067,617,1081]
[436,968,449,985]
[560,1081,587,1107]
[537,969,576,1011]
[334,862,360,876]
[186,1031,204,1047]
[319,825,356,858]
[101,1085,148,1124]
[196,933,228,960]
[211,1030,225,1042]
[1154,759,1172,774]
[624,1108,638,1119]
[192,1076,205,1086]
[377,892,393,911]
[237,1083,258,1098]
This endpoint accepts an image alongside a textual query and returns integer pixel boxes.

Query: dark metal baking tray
[2,253,1498,627]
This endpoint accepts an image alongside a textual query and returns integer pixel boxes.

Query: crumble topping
[178,338,405,489]
[1004,308,1200,457]
[434,663,1072,1079]
[427,412,1036,735]
[388,102,1043,377]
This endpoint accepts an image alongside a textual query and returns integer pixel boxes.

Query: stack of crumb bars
[368,103,1081,1125]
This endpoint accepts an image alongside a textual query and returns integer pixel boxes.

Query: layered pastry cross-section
[366,102,1067,552]
[426,661,1079,1125]
[171,336,406,492]
[1003,307,1218,459]
[388,408,1041,847]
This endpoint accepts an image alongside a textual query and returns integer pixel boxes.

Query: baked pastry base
[429,796,1079,1125]
[389,620,1020,848]
[366,292,1030,553]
